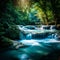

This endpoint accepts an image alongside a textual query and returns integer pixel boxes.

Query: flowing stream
[0,25,60,60]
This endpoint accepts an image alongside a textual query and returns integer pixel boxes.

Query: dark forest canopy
[0,0,60,25]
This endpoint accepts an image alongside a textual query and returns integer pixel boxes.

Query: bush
[5,25,20,40]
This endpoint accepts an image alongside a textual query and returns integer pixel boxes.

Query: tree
[0,0,20,48]
[50,0,60,25]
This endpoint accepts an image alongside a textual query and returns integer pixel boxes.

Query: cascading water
[54,33,58,39]
[47,33,58,39]
[16,25,60,60]
[18,25,26,40]
[50,25,56,30]
[26,33,32,40]
[50,26,53,30]
[20,32,26,40]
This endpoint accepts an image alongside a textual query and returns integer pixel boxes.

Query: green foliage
[0,0,21,48]
[32,0,60,25]
[5,25,20,40]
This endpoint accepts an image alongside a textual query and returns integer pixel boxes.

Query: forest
[0,0,60,60]
[0,0,60,50]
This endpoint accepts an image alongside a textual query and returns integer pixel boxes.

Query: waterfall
[50,25,56,30]
[50,26,53,30]
[20,32,26,40]
[51,33,58,39]
[54,33,58,39]
[26,33,32,40]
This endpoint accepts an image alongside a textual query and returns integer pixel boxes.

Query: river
[0,26,60,60]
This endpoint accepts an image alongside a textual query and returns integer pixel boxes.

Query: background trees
[32,0,60,25]
[0,0,60,48]
[50,0,60,25]
[0,0,20,48]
